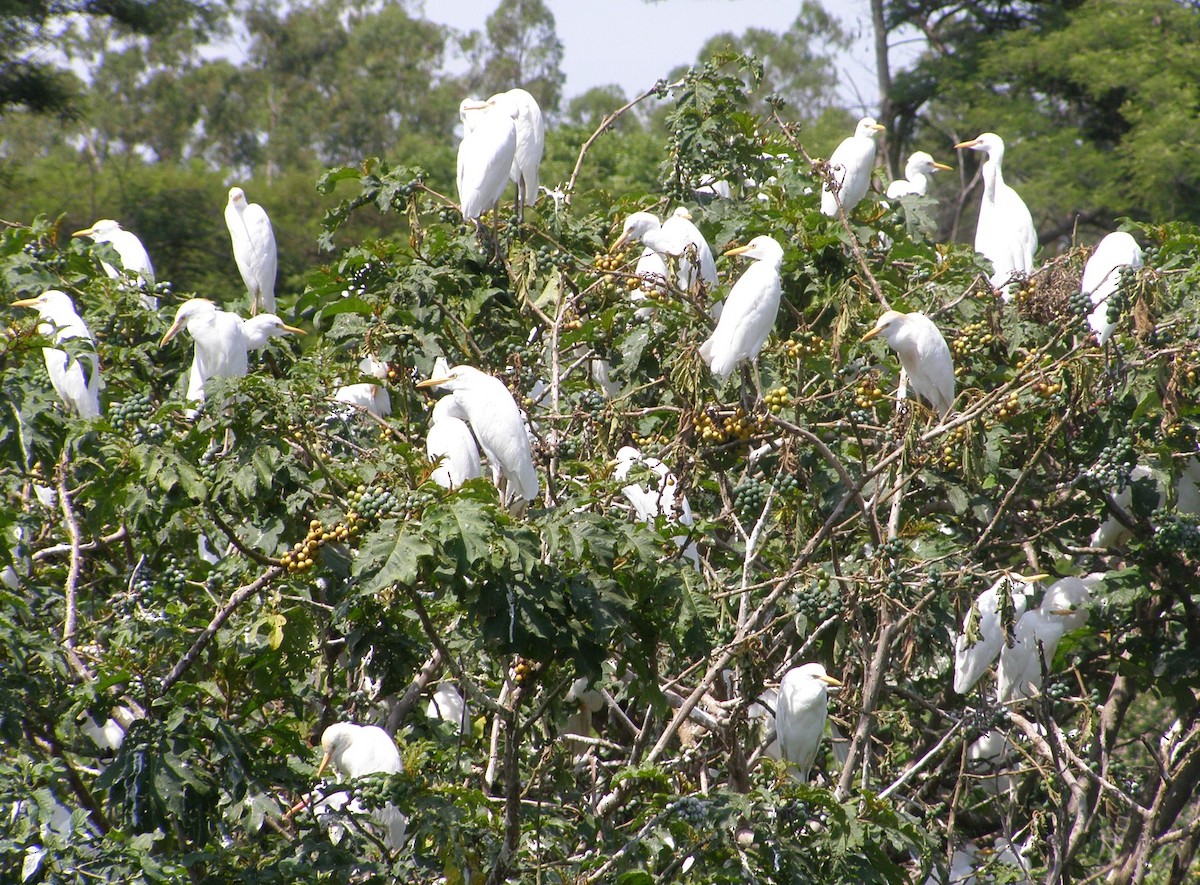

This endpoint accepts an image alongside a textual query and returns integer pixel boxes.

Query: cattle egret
[612,445,700,568]
[311,722,406,850]
[886,151,952,199]
[861,310,955,417]
[160,298,248,404]
[1082,232,1142,346]
[614,208,717,293]
[699,235,784,383]
[73,219,156,307]
[489,88,544,212]
[953,575,1038,695]
[821,117,885,216]
[457,97,518,221]
[774,663,841,782]
[225,187,277,314]
[426,395,483,489]
[240,314,304,351]
[13,290,102,418]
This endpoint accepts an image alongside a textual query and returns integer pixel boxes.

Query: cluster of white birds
[456,87,545,222]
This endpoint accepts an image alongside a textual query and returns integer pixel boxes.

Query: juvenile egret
[416,364,538,505]
[311,722,406,850]
[160,298,248,404]
[996,607,1070,703]
[1082,232,1142,345]
[614,208,717,293]
[954,133,1037,298]
[612,445,700,568]
[333,355,391,419]
[224,186,277,315]
[426,395,483,489]
[820,117,885,217]
[73,219,156,307]
[860,310,955,417]
[886,151,952,199]
[489,88,544,212]
[774,663,841,782]
[952,575,1037,695]
[457,97,518,221]
[699,235,783,383]
[425,683,470,736]
[240,314,305,351]
[13,290,102,418]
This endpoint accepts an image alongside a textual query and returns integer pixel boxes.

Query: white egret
[13,290,102,418]
[997,607,1071,703]
[311,722,406,850]
[240,314,305,351]
[886,151,952,199]
[613,208,717,293]
[73,219,156,307]
[333,355,391,419]
[80,713,126,753]
[1082,231,1142,345]
[1038,575,1097,633]
[416,364,538,505]
[1090,465,1158,548]
[425,683,470,736]
[774,662,841,782]
[612,445,700,568]
[924,842,982,885]
[860,310,955,417]
[224,186,278,315]
[820,117,885,217]
[457,97,518,221]
[953,575,1038,695]
[489,88,544,212]
[426,395,483,489]
[954,133,1037,298]
[160,298,248,404]
[699,235,784,383]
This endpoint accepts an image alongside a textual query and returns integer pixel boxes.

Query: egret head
[614,211,662,250]
[724,235,783,264]
[860,309,906,344]
[954,132,1005,159]
[227,186,247,206]
[907,151,952,175]
[160,298,217,346]
[317,722,361,778]
[792,662,843,689]
[13,289,77,318]
[72,219,122,241]
[672,206,694,221]
[855,117,886,139]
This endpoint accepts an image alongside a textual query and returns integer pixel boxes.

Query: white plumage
[821,116,885,216]
[240,314,304,351]
[13,289,102,418]
[426,395,483,489]
[614,208,717,292]
[73,219,157,308]
[952,576,1035,695]
[1038,575,1097,633]
[1083,231,1142,345]
[860,310,955,417]
[699,235,783,382]
[489,88,544,209]
[416,364,538,505]
[774,662,841,782]
[315,722,406,850]
[996,608,1068,703]
[886,151,952,199]
[225,186,278,315]
[333,355,391,419]
[954,133,1037,298]
[425,683,471,735]
[160,298,248,404]
[457,97,518,220]
[612,445,700,568]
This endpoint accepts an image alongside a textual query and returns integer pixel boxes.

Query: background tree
[462,0,565,116]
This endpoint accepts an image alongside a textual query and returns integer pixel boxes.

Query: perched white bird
[774,662,841,782]
[13,290,102,418]
[612,445,700,568]
[73,219,156,307]
[160,298,248,404]
[1038,575,1097,633]
[1090,465,1158,548]
[699,235,784,382]
[224,186,278,315]
[416,364,538,505]
[997,607,1070,703]
[860,310,955,417]
[924,842,983,885]
[821,117,885,216]
[333,355,391,419]
[425,683,470,736]
[954,133,1037,298]
[953,575,1037,695]
[313,722,406,850]
[886,151,952,199]
[240,314,305,351]
[457,97,518,221]
[614,208,717,293]
[426,395,483,489]
[80,711,128,753]
[1082,231,1142,346]
[489,88,544,211]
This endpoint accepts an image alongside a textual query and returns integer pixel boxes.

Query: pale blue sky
[419,0,892,112]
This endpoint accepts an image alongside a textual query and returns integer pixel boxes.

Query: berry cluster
[783,331,823,359]
[513,656,536,685]
[854,378,886,410]
[530,243,569,275]
[995,392,1021,422]
[637,272,671,300]
[593,250,632,296]
[576,389,605,415]
[1086,436,1134,490]
[793,572,843,621]
[282,518,350,573]
[1033,379,1064,399]
[951,321,995,374]
[348,485,405,522]
[734,477,769,519]
[161,555,188,592]
[1068,288,1093,325]
[935,425,970,471]
[696,407,767,444]
[673,796,709,825]
[110,394,165,442]
[1150,511,1200,559]
[764,386,791,415]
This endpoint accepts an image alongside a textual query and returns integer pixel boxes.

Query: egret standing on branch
[952,575,1040,695]
[860,310,956,417]
[954,133,1037,299]
[1082,231,1142,346]
[774,663,842,782]
[160,298,248,404]
[73,219,157,307]
[886,151,952,199]
[224,187,277,315]
[13,290,102,418]
[308,722,406,850]
[820,117,885,217]
[457,97,518,222]
[612,445,700,569]
[416,364,538,506]
[614,208,717,294]
[489,88,544,217]
[699,235,784,385]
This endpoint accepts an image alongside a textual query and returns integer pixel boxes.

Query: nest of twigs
[1013,247,1089,326]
